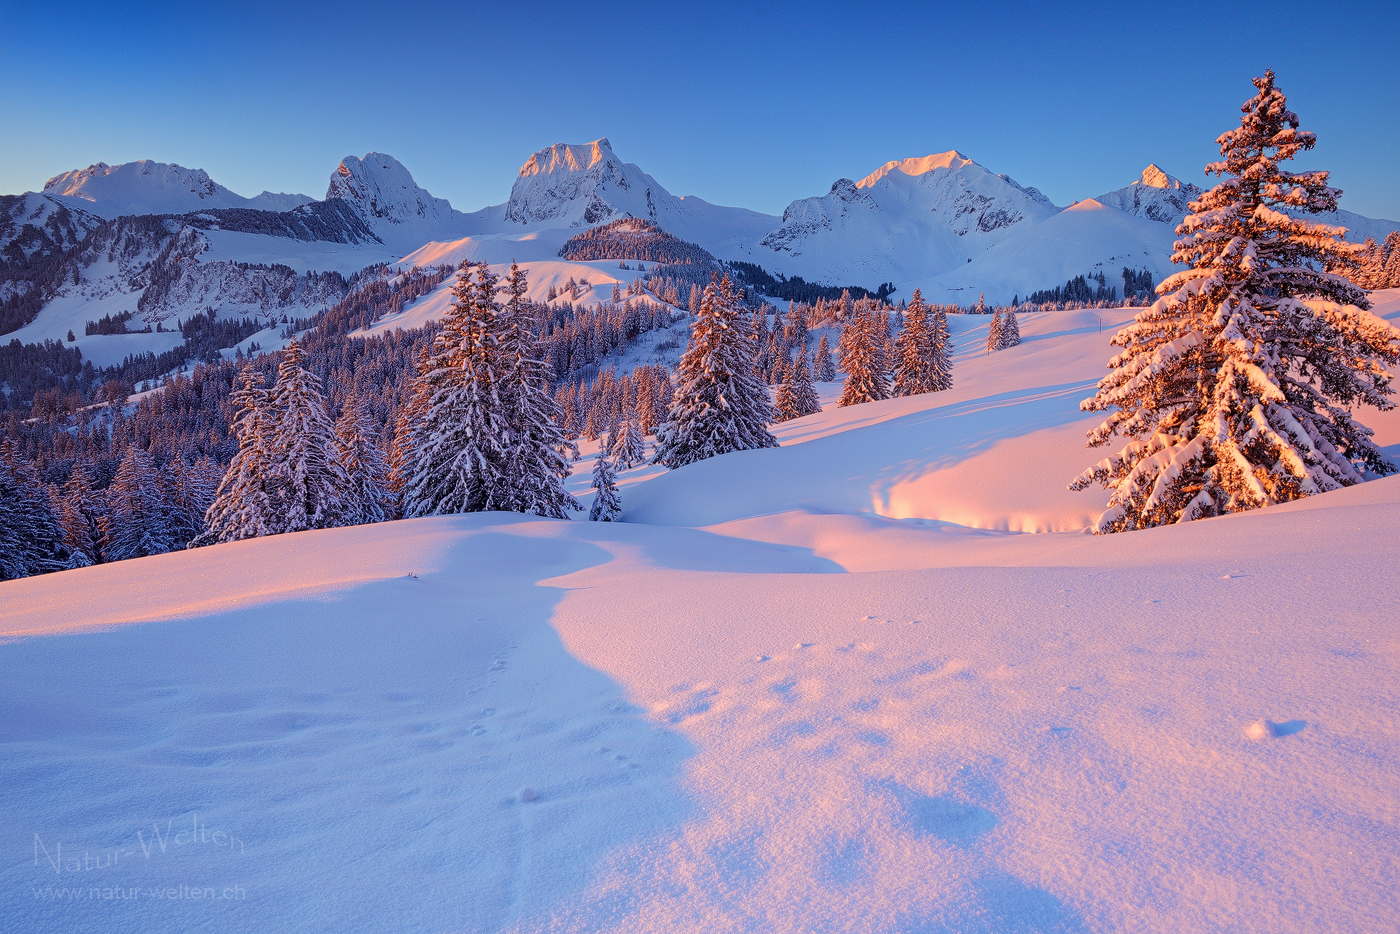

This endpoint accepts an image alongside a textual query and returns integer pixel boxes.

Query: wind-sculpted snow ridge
[43,161,313,218]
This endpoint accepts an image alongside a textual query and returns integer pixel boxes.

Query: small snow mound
[1245,718,1307,740]
[519,787,539,803]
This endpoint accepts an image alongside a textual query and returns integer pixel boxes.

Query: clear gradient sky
[3,0,1397,220]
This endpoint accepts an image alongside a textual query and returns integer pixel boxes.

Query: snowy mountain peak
[325,152,459,228]
[856,150,974,189]
[756,150,1059,285]
[39,160,312,219]
[1095,165,1202,223]
[517,138,618,180]
[1139,164,1184,190]
[503,138,640,227]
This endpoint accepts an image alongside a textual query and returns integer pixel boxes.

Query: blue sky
[3,0,1397,219]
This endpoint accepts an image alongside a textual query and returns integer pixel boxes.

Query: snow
[324,152,482,249]
[42,161,312,219]
[356,250,672,338]
[12,146,1398,350]
[5,292,1400,933]
[197,229,401,275]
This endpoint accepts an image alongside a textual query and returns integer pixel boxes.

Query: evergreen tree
[496,262,580,517]
[103,447,173,561]
[403,261,577,517]
[200,364,275,544]
[1000,309,1021,348]
[776,351,821,421]
[929,303,953,391]
[1071,71,1400,533]
[336,396,389,525]
[402,262,513,515]
[893,288,939,395]
[654,274,777,468]
[56,464,101,566]
[1384,231,1400,288]
[813,332,836,381]
[838,307,890,406]
[588,453,622,521]
[611,416,647,470]
[986,308,1004,353]
[0,442,66,580]
[263,338,351,533]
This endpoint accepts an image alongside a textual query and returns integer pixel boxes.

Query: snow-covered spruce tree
[402,262,513,515]
[929,303,953,391]
[611,416,647,470]
[814,332,836,381]
[56,464,102,567]
[588,453,622,521]
[336,395,390,525]
[262,338,352,533]
[985,308,1004,354]
[1071,70,1400,532]
[653,274,777,468]
[776,351,822,421]
[403,261,577,517]
[104,446,174,561]
[495,261,579,517]
[1000,308,1021,348]
[893,288,940,395]
[0,441,66,580]
[838,307,890,406]
[199,364,275,544]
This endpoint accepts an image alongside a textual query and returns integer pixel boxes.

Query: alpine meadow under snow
[3,67,1400,934]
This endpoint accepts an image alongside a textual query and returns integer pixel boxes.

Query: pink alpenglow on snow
[5,292,1400,933]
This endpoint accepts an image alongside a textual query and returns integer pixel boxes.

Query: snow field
[3,291,1400,933]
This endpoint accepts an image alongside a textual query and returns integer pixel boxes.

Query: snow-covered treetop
[41,160,312,219]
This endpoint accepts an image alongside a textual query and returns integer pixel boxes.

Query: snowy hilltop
[43,160,313,218]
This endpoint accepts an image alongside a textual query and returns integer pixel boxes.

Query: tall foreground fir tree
[402,261,577,517]
[653,274,777,468]
[1071,71,1400,532]
[336,395,389,525]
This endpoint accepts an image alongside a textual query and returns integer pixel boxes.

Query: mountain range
[3,138,1397,362]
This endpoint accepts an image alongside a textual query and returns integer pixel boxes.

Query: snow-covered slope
[42,161,313,218]
[921,198,1180,304]
[5,294,1400,934]
[748,151,1059,288]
